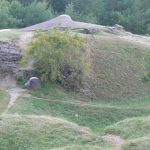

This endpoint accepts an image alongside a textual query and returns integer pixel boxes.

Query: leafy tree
[0,0,19,28]
[0,0,10,28]
[51,0,71,12]
[23,1,54,27]
[22,30,87,89]
[65,3,97,23]
[9,0,24,27]
[65,3,76,19]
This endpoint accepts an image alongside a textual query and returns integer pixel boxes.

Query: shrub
[21,30,88,90]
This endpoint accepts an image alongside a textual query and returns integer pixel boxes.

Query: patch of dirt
[3,88,26,114]
[0,75,17,89]
[24,14,106,31]
[103,134,124,150]
[18,31,34,50]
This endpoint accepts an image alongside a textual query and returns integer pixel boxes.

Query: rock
[24,77,41,90]
[0,41,22,74]
[114,24,124,30]
[83,28,99,34]
[106,24,125,35]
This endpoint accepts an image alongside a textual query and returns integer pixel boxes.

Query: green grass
[105,116,150,150]
[8,84,150,134]
[29,83,81,102]
[0,90,9,114]
[93,96,150,108]
[83,35,150,99]
[123,136,150,150]
[0,115,111,150]
[105,116,150,139]
[0,29,22,41]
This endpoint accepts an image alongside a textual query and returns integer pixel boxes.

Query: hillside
[1,18,150,98]
[0,16,150,150]
[83,33,150,99]
[105,116,150,150]
[0,115,110,150]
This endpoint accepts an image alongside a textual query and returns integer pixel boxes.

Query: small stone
[24,77,41,90]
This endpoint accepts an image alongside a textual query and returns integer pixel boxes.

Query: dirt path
[103,134,124,150]
[3,88,26,114]
[18,31,34,50]
[28,95,150,110]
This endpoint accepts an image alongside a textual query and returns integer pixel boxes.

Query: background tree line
[1,0,150,34]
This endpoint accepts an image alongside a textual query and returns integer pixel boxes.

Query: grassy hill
[0,115,110,150]
[1,28,150,99]
[0,84,150,149]
[0,28,150,150]
[105,116,150,150]
[83,33,150,99]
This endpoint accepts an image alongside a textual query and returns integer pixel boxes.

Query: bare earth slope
[23,14,106,31]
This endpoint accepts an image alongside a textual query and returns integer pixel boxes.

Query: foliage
[21,30,87,90]
[65,0,150,34]
[0,0,150,34]
[0,115,107,150]
[0,0,55,28]
[65,3,97,24]
[0,0,19,28]
[22,1,54,27]
[51,0,71,12]
[141,51,150,82]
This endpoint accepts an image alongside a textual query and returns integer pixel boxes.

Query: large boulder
[24,77,41,90]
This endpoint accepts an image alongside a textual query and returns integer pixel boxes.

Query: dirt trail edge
[3,88,26,114]
[103,134,124,150]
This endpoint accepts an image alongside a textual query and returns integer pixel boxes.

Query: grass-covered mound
[0,115,110,150]
[84,34,150,99]
[105,116,150,150]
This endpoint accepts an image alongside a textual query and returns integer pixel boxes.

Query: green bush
[21,30,88,90]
